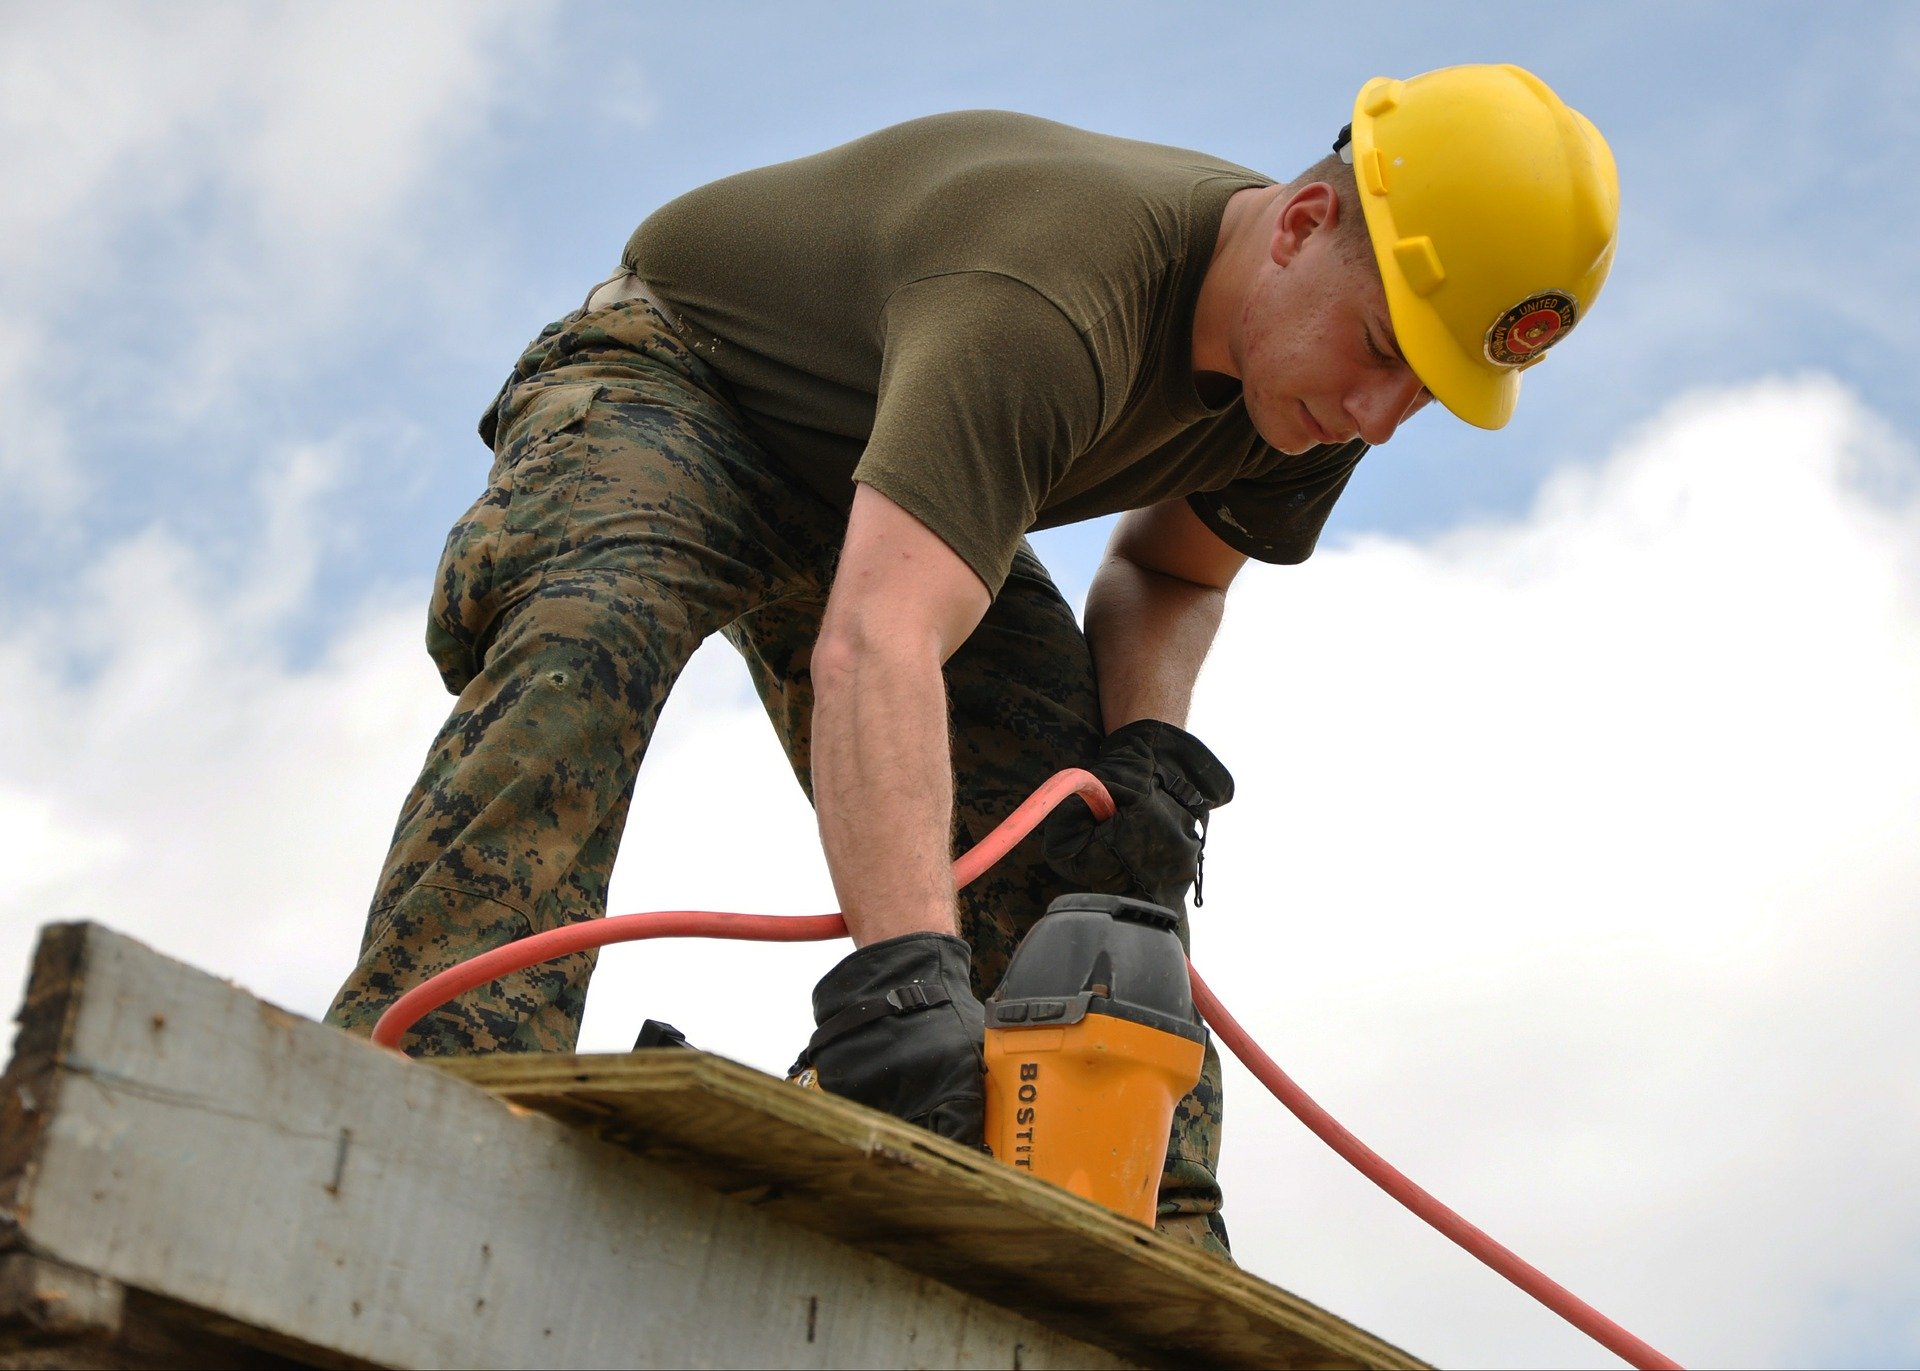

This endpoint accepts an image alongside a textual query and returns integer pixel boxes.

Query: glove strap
[1155,766,1207,815]
[807,982,954,1055]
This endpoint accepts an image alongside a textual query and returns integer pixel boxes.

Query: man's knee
[459,570,700,725]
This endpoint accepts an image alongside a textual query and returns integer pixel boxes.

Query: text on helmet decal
[1485,291,1578,368]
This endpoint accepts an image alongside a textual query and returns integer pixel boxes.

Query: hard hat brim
[1381,278,1520,431]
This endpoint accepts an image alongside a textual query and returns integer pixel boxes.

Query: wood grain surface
[439,1051,1429,1370]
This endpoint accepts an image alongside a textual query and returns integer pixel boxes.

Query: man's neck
[1191,184,1282,382]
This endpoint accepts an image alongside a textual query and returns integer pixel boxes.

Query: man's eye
[1364,331,1391,364]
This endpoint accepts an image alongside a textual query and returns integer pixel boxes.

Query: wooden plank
[0,928,85,1255]
[0,1255,316,1370]
[0,1253,124,1348]
[0,923,1132,1370]
[436,1050,1426,1370]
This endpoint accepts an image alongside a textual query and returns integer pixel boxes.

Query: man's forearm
[811,636,959,945]
[1083,553,1228,731]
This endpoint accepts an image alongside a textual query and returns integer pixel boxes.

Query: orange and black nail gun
[982,893,1206,1224]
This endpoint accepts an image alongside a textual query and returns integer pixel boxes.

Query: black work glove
[792,932,985,1146]
[1042,719,1235,912]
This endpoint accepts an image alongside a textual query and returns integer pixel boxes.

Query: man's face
[1235,187,1431,453]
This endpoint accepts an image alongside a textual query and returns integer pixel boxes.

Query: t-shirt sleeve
[856,272,1103,595]
[1185,439,1368,564]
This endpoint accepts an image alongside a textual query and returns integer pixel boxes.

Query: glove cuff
[801,931,987,1145]
[1103,719,1235,808]
[811,931,974,1024]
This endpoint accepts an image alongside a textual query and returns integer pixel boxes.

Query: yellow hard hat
[1344,64,1619,430]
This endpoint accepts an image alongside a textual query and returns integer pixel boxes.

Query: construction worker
[326,65,1618,1257]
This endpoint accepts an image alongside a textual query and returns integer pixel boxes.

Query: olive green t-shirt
[627,110,1367,593]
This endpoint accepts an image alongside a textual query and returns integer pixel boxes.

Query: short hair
[1291,151,1376,268]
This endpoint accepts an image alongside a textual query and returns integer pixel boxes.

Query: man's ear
[1271,180,1339,267]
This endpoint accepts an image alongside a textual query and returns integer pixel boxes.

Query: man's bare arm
[811,483,991,947]
[1084,498,1247,731]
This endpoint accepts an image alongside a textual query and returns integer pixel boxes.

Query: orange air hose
[1187,972,1683,1370]
[370,768,1113,1049]
[371,767,1681,1370]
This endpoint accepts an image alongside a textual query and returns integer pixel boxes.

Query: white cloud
[0,445,445,1011]
[0,2,536,296]
[1191,376,1920,1367]
[2,374,1914,1368]
[0,317,80,517]
[0,1,555,507]
[0,787,125,903]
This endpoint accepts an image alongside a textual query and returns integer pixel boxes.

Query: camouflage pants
[324,298,1227,1252]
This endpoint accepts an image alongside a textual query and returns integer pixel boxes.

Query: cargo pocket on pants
[428,383,602,693]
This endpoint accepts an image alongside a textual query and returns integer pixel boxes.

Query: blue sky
[13,4,1918,627]
[4,5,1918,1368]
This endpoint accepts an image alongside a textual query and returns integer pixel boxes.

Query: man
[326,64,1618,1257]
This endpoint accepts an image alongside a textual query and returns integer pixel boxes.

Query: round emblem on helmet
[1486,291,1578,368]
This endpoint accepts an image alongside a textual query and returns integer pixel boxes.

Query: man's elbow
[812,611,940,695]
[1106,501,1247,592]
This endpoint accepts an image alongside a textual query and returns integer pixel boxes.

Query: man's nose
[1347,372,1429,446]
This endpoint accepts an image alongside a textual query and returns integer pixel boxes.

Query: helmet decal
[1485,291,1578,367]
